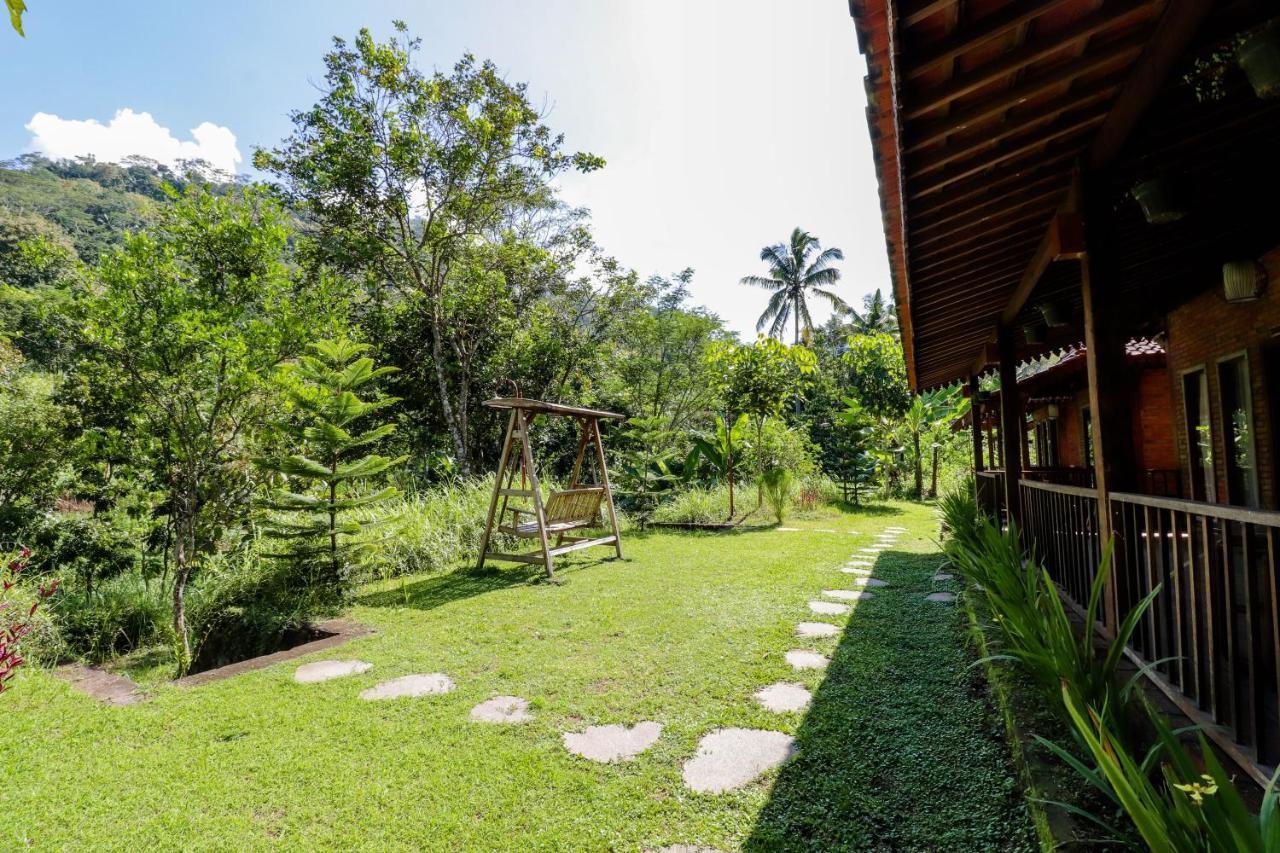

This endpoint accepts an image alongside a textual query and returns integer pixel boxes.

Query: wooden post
[969,375,984,474]
[516,410,556,580]
[591,417,625,560]
[998,325,1024,527]
[477,409,518,570]
[1081,235,1135,629]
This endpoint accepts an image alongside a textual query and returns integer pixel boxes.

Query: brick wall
[1134,369,1178,472]
[1165,246,1280,509]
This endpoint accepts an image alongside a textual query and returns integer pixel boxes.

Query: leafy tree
[740,227,848,344]
[711,337,816,506]
[0,344,73,532]
[0,208,78,289]
[833,397,879,504]
[898,387,967,499]
[688,413,749,517]
[83,186,340,672]
[260,339,406,599]
[843,331,911,417]
[848,288,899,337]
[256,24,603,475]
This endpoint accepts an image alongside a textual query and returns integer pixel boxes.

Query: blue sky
[0,1,889,338]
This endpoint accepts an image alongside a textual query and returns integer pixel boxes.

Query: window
[1218,356,1259,507]
[1033,419,1059,467]
[1182,370,1215,502]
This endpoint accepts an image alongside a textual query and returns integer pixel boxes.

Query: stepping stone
[776,527,801,532]
[753,682,812,712]
[470,695,533,723]
[822,589,873,601]
[932,573,955,582]
[359,673,454,700]
[809,600,850,616]
[852,577,889,588]
[785,650,829,670]
[681,728,797,793]
[841,567,872,575]
[886,526,907,532]
[796,621,839,638]
[563,722,662,763]
[653,847,727,853]
[925,592,956,603]
[294,659,372,683]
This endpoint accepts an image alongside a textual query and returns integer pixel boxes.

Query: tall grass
[649,484,740,525]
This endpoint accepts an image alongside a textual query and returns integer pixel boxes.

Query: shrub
[1,547,59,693]
[761,468,794,524]
[650,484,740,525]
[49,572,170,663]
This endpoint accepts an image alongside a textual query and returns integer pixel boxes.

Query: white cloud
[25,109,242,177]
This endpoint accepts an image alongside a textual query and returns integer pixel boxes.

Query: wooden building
[848,0,1280,782]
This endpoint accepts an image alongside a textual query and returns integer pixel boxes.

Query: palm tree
[741,228,848,344]
[848,288,899,337]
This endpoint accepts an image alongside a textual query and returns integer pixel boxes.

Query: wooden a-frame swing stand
[476,397,624,580]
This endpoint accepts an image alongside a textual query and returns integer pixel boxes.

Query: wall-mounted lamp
[1223,260,1268,302]
[1023,324,1045,344]
[1038,300,1069,328]
[1239,29,1280,100]
[1132,176,1186,224]
[1046,404,1060,420]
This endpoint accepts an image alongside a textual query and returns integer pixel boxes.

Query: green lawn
[4,501,1035,851]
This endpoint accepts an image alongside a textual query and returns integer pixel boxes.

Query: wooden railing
[1021,466,1096,489]
[1019,479,1105,623]
[976,470,1005,523]
[1111,492,1280,770]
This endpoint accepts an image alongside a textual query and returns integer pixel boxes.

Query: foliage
[5,0,23,36]
[1,547,58,694]
[259,338,406,601]
[760,468,794,524]
[740,227,848,344]
[649,483,740,526]
[0,350,74,532]
[846,288,899,336]
[940,489,1153,735]
[82,185,342,672]
[257,25,605,475]
[899,386,967,499]
[842,331,911,417]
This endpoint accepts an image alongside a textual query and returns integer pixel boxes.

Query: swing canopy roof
[482,397,625,421]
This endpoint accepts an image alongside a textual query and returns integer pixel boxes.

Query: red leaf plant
[0,547,57,695]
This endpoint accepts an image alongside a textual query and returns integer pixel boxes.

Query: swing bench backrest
[544,487,605,529]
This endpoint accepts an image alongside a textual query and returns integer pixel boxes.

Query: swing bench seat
[500,487,606,537]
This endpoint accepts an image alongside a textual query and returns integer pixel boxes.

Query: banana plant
[689,413,749,518]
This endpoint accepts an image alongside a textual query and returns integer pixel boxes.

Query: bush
[761,469,793,524]
[50,572,171,663]
[650,484,740,525]
[349,477,510,581]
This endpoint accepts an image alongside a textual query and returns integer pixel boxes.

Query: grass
[3,501,1035,851]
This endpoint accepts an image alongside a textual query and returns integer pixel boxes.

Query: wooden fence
[1111,492,1280,770]
[1019,479,1106,625]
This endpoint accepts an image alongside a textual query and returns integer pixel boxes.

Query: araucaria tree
[740,227,848,344]
[256,23,604,475]
[84,187,336,672]
[260,339,406,597]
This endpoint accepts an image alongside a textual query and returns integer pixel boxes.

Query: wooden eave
[849,0,1186,390]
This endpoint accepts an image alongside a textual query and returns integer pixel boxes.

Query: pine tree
[261,338,407,593]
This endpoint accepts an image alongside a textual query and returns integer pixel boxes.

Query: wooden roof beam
[905,0,1078,80]
[910,161,1072,225]
[912,198,1060,251]
[1089,0,1215,168]
[907,34,1147,151]
[912,183,1066,240]
[1000,212,1086,327]
[904,0,1157,119]
[911,113,1107,199]
[902,0,957,28]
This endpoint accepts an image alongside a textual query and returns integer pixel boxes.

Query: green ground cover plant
[3,502,1035,851]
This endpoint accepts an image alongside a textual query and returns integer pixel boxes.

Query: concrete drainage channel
[54,618,373,704]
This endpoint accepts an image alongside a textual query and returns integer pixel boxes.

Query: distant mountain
[0,155,233,262]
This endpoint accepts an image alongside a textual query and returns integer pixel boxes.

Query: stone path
[563,722,663,763]
[785,650,829,670]
[809,600,850,615]
[796,621,839,638]
[821,588,872,602]
[359,673,455,700]
[852,577,889,588]
[753,682,812,713]
[470,695,533,723]
[925,591,956,603]
[681,728,797,794]
[294,660,372,683]
[932,572,954,581]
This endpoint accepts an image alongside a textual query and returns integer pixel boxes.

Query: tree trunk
[726,426,735,520]
[930,444,940,498]
[429,316,470,475]
[172,517,194,674]
[913,431,923,499]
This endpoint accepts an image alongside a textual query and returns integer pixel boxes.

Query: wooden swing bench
[477,397,625,579]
